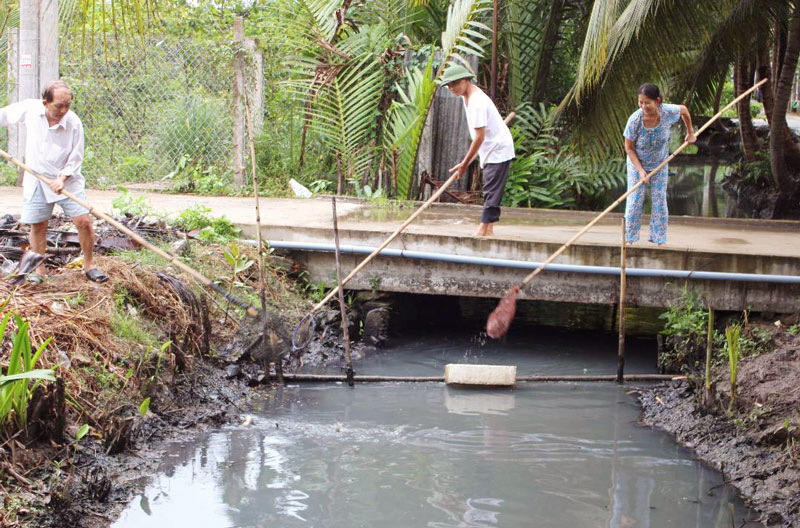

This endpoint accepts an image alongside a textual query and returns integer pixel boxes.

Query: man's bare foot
[473,222,494,238]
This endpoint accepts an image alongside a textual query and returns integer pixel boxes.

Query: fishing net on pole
[486,285,520,339]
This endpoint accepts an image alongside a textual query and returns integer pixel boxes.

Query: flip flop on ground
[84,268,108,283]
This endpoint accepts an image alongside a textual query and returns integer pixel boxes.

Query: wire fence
[59,36,238,188]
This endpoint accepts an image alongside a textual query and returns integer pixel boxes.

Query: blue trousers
[625,166,668,244]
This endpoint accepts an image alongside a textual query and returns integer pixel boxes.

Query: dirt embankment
[0,221,359,528]
[639,329,800,527]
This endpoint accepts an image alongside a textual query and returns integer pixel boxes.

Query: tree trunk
[530,0,565,104]
[759,44,800,167]
[735,56,758,162]
[712,64,728,115]
[770,5,800,216]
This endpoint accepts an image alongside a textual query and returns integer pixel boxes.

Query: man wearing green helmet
[440,63,515,238]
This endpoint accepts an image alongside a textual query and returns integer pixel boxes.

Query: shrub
[0,308,56,436]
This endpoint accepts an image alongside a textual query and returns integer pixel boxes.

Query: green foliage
[111,288,159,347]
[504,103,625,209]
[725,324,741,415]
[65,292,88,309]
[385,56,438,199]
[297,270,329,303]
[162,155,232,195]
[658,287,716,374]
[223,243,255,276]
[309,179,335,194]
[719,81,763,119]
[788,324,800,337]
[0,310,56,436]
[172,205,240,243]
[75,423,90,442]
[348,177,385,201]
[112,186,154,217]
[139,397,151,417]
[154,94,229,168]
[0,162,17,186]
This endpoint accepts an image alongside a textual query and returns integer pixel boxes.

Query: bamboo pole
[243,90,267,310]
[331,197,355,386]
[280,373,679,383]
[0,148,259,317]
[616,217,627,384]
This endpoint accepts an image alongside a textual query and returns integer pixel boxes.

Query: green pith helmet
[439,64,475,86]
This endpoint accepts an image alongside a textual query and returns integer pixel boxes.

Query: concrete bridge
[1,188,798,313]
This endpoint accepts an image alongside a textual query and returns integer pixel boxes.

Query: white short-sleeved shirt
[462,87,515,167]
[0,99,85,203]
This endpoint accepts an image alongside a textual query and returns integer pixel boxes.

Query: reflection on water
[113,381,758,527]
[667,157,733,217]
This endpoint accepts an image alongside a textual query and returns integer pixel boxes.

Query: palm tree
[281,0,492,199]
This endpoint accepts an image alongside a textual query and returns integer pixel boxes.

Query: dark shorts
[481,160,512,223]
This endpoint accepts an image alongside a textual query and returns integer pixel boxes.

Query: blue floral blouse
[623,103,681,171]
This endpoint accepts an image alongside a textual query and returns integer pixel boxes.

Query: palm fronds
[387,0,492,198]
[385,56,437,198]
[309,53,385,183]
[505,0,545,106]
[504,102,625,208]
[562,0,727,155]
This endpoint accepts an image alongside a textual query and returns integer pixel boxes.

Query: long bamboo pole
[514,78,768,290]
[616,217,627,384]
[280,373,679,383]
[0,148,259,317]
[243,90,267,310]
[311,112,517,313]
[331,197,354,386]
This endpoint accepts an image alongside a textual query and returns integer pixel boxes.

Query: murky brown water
[112,335,758,527]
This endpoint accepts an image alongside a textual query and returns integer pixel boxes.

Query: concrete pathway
[1,186,798,260]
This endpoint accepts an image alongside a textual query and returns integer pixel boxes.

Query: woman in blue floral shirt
[623,83,695,246]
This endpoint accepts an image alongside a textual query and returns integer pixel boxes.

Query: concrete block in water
[444,364,516,386]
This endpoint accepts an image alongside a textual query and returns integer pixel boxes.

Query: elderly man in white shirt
[0,79,107,283]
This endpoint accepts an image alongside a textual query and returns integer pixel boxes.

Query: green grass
[0,162,17,186]
[111,289,159,348]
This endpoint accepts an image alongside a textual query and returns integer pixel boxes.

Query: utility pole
[10,0,59,184]
[232,16,246,187]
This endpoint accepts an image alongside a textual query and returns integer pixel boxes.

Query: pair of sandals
[25,268,108,285]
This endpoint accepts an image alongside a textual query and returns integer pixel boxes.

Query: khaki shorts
[21,182,90,224]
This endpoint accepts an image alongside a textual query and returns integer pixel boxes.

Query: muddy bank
[639,332,800,527]
[0,213,354,527]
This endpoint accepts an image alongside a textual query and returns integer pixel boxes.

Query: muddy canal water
[113,332,758,527]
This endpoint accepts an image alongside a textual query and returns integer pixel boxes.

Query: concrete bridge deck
[1,187,798,312]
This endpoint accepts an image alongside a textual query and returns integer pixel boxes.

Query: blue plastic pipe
[261,240,800,284]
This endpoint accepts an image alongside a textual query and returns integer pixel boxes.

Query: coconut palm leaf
[671,0,788,109]
[574,0,626,100]
[504,0,543,105]
[306,53,385,181]
[561,0,728,155]
[385,56,437,197]
[387,0,492,198]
